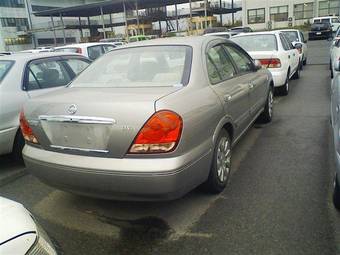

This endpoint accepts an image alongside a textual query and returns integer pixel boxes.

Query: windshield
[71,45,192,88]
[282,31,299,42]
[311,23,329,30]
[232,34,278,52]
[0,60,14,82]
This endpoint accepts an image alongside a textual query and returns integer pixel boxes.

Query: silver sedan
[21,36,274,201]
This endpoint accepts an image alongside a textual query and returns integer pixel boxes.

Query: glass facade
[270,6,289,22]
[319,0,340,16]
[0,18,29,28]
[294,3,314,20]
[248,8,265,24]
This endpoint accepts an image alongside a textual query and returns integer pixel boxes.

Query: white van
[313,16,340,32]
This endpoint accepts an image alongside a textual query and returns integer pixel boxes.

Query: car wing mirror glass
[293,42,302,49]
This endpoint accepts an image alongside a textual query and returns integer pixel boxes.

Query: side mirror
[335,60,340,72]
[254,59,262,70]
[293,42,303,49]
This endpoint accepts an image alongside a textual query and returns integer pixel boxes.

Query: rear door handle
[224,94,232,102]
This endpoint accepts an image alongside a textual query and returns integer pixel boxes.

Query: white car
[313,16,340,32]
[280,29,308,67]
[0,53,91,159]
[331,37,340,78]
[54,42,117,60]
[232,31,301,96]
[0,197,57,254]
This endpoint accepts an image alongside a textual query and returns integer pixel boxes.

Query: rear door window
[103,45,115,53]
[0,60,14,82]
[26,59,72,91]
[87,45,104,60]
[224,45,254,74]
[207,45,236,84]
[61,58,90,76]
[279,34,292,50]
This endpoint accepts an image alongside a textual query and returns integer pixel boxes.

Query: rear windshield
[311,23,329,30]
[54,48,78,53]
[232,34,278,52]
[71,45,192,88]
[282,31,299,42]
[0,60,14,82]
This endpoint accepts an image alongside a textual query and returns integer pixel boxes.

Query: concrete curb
[0,168,27,187]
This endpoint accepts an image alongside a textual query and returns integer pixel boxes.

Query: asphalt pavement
[0,40,339,255]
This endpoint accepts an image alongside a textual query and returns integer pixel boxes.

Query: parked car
[21,36,274,201]
[129,35,151,43]
[0,53,91,160]
[232,31,301,96]
[330,59,340,210]
[280,29,308,67]
[313,16,340,32]
[229,26,253,33]
[54,42,116,60]
[99,38,126,46]
[0,196,57,254]
[330,37,340,78]
[203,31,238,39]
[309,22,333,40]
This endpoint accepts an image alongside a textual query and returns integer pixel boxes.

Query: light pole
[24,0,36,48]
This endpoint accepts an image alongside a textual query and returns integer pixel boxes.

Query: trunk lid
[26,87,181,158]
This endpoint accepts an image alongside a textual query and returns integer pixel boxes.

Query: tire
[303,58,307,66]
[11,131,25,163]
[257,87,274,124]
[204,130,232,194]
[333,175,340,211]
[277,72,289,96]
[292,65,300,80]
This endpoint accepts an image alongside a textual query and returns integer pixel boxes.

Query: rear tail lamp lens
[259,58,281,68]
[129,110,183,154]
[20,111,39,144]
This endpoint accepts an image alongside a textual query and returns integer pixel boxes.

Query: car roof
[54,42,114,49]
[117,36,215,49]
[0,52,84,62]
[233,31,281,37]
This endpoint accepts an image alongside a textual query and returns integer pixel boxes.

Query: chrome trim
[50,145,109,154]
[39,115,116,125]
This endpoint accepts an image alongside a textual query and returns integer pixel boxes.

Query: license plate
[41,121,112,151]
[316,32,322,35]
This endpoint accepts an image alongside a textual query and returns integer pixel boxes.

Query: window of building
[294,2,314,20]
[248,8,265,24]
[270,6,289,22]
[0,18,28,28]
[319,0,340,16]
[0,0,25,8]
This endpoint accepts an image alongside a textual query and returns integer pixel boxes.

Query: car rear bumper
[23,145,212,201]
[309,31,332,39]
[0,126,18,156]
[269,69,287,87]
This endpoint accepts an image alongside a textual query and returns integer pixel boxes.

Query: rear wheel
[11,131,25,163]
[257,87,274,124]
[204,130,231,194]
[333,175,340,211]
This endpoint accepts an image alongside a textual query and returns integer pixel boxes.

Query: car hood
[0,197,37,244]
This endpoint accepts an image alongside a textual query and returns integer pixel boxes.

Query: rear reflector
[20,111,39,144]
[259,58,281,68]
[129,110,183,154]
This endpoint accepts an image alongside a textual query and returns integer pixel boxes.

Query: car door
[224,43,268,119]
[299,31,307,60]
[24,57,74,98]
[280,33,299,76]
[206,43,251,138]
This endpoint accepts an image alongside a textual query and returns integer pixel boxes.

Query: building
[242,0,340,30]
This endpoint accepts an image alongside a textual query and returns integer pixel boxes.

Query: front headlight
[27,223,57,255]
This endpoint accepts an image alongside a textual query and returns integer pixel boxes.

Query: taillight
[259,58,281,68]
[128,110,183,154]
[75,48,82,54]
[20,111,39,144]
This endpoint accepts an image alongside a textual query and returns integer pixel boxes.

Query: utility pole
[24,0,36,48]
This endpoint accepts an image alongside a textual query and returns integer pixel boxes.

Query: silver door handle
[224,94,232,102]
